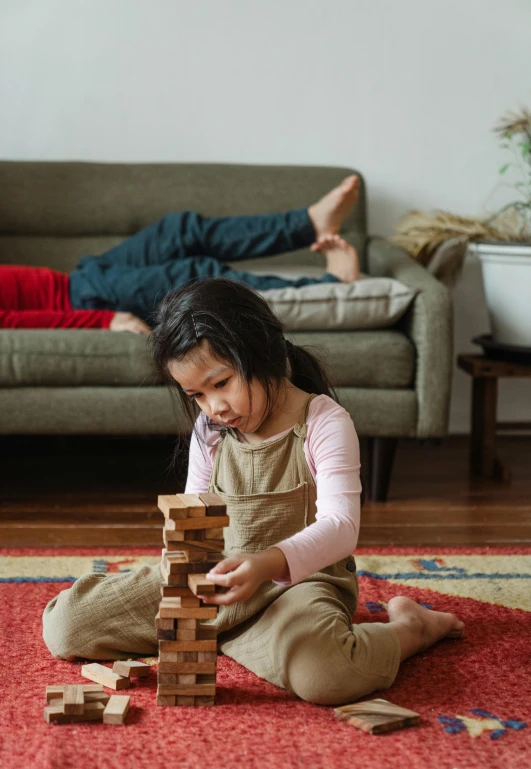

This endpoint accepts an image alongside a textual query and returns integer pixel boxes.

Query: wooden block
[44,701,106,724]
[159,651,179,662]
[163,527,185,541]
[158,662,216,674]
[157,628,177,641]
[176,652,198,662]
[158,640,217,653]
[112,660,150,678]
[198,652,217,662]
[177,630,198,641]
[161,584,196,598]
[183,529,205,541]
[196,674,216,684]
[63,685,85,715]
[176,696,195,705]
[178,674,197,685]
[165,516,230,532]
[155,613,175,630]
[46,684,103,702]
[157,695,176,706]
[198,625,218,640]
[157,684,216,696]
[178,493,207,517]
[103,695,130,725]
[158,673,178,685]
[183,532,225,553]
[195,696,215,707]
[334,698,421,735]
[188,574,216,595]
[81,663,130,691]
[176,618,198,629]
[204,528,224,540]
[162,595,201,609]
[83,691,111,704]
[159,603,218,620]
[199,492,226,516]
[180,539,225,553]
[158,495,188,520]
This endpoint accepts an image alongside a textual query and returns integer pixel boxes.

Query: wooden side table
[457,354,531,481]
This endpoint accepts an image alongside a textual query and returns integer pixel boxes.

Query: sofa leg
[368,437,397,502]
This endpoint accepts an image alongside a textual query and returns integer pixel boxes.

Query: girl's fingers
[198,587,245,606]
[207,557,241,576]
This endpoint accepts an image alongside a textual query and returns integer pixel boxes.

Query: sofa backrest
[0,162,367,273]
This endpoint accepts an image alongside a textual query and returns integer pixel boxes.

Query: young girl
[42,278,464,706]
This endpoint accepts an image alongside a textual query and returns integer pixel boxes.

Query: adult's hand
[109,312,151,335]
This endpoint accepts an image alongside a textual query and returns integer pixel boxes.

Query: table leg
[469,376,511,481]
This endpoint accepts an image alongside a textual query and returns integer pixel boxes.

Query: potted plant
[392,106,531,350]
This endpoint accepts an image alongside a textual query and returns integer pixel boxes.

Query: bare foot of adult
[308,175,360,239]
[387,595,465,663]
[312,234,360,282]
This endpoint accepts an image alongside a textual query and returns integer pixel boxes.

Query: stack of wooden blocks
[157,492,229,707]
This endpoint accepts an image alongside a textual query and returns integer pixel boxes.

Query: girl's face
[168,340,271,435]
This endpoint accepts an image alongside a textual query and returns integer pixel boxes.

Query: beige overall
[43,394,400,705]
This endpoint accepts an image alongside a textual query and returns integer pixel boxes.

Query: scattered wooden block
[63,685,85,715]
[44,701,106,724]
[46,684,103,702]
[334,698,421,735]
[81,663,130,691]
[103,695,131,725]
[112,660,150,678]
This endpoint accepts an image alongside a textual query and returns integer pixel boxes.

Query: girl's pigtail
[285,340,337,400]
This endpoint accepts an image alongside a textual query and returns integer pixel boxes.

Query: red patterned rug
[1,546,530,769]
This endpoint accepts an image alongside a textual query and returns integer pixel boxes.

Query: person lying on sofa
[0,177,360,335]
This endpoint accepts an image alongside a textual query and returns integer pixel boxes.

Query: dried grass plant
[391,106,531,284]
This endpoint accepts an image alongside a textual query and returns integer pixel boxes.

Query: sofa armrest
[365,237,453,438]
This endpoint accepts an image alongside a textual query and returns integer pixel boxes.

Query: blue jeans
[69,209,338,322]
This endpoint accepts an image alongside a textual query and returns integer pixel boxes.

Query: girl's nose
[211,397,229,419]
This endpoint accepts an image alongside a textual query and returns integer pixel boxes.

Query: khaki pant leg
[42,564,161,660]
[219,581,401,706]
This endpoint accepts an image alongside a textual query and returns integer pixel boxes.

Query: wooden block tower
[156,492,229,707]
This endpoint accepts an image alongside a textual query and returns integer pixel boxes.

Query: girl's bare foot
[308,175,360,239]
[311,234,360,283]
[387,595,465,663]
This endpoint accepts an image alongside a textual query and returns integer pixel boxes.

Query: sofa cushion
[0,329,414,389]
[261,277,416,330]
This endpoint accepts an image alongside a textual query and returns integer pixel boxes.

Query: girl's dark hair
[151,278,337,439]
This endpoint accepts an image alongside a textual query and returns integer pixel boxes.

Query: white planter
[470,242,531,347]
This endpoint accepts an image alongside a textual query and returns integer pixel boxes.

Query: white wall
[1,0,531,432]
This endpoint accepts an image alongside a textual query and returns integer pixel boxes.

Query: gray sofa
[0,161,453,500]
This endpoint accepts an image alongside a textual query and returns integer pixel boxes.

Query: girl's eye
[188,392,202,400]
[215,379,229,389]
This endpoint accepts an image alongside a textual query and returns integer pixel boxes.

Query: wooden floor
[1,434,530,547]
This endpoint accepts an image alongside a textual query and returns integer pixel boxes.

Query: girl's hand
[199,548,289,606]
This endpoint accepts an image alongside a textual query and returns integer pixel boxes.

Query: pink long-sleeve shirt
[185,394,362,585]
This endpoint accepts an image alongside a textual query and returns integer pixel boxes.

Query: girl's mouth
[226,417,241,428]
